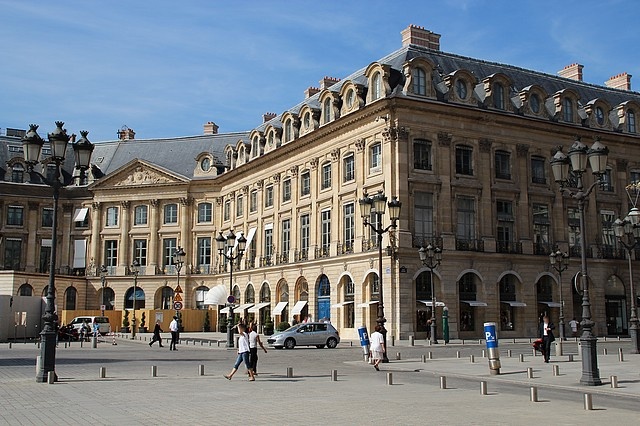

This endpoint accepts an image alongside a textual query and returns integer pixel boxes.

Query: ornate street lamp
[550,136,608,386]
[130,260,140,339]
[359,190,401,363]
[549,251,570,345]
[613,206,640,354]
[22,122,94,383]
[100,265,108,317]
[173,247,186,330]
[418,244,442,344]
[216,230,247,348]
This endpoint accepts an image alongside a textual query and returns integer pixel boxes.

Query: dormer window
[563,97,574,123]
[493,82,505,110]
[346,89,355,109]
[303,112,311,129]
[412,67,427,96]
[284,119,293,143]
[371,72,381,101]
[530,94,540,114]
[595,107,605,125]
[200,157,211,172]
[456,79,467,100]
[323,98,331,124]
[628,109,637,133]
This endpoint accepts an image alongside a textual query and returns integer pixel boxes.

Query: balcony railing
[259,256,273,267]
[338,241,354,255]
[456,238,484,252]
[412,235,443,249]
[315,246,330,259]
[533,242,553,256]
[295,249,309,262]
[596,245,626,260]
[276,252,289,265]
[496,241,522,254]
[244,256,256,270]
[361,239,379,252]
[569,245,592,258]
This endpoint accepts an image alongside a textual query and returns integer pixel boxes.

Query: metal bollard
[428,351,433,360]
[9,343,12,349]
[286,367,293,378]
[610,375,618,388]
[48,371,55,384]
[409,335,414,346]
[469,354,475,363]
[568,354,574,362]
[553,365,559,376]
[478,339,482,345]
[480,381,487,395]
[92,336,97,349]
[151,366,157,377]
[209,341,212,347]
[440,376,447,389]
[198,365,205,376]
[386,372,393,385]
[396,352,401,360]
[519,353,524,362]
[481,349,486,358]
[421,354,426,363]
[456,351,461,359]
[331,370,338,381]
[618,348,624,362]
[603,348,608,355]
[530,387,538,402]
[391,335,395,346]
[532,348,537,356]
[527,367,534,379]
[99,367,106,378]
[507,349,512,358]
[584,394,593,410]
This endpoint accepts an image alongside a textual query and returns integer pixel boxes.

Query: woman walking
[224,323,255,381]
[248,321,267,375]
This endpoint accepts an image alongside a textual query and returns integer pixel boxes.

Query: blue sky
[1,0,638,142]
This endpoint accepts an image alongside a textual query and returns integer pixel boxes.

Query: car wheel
[284,338,296,349]
[315,344,325,349]
[326,337,338,348]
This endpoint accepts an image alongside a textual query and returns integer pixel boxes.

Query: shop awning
[538,301,562,308]
[501,301,527,307]
[461,300,487,307]
[356,300,379,308]
[417,300,446,307]
[273,301,288,315]
[73,207,89,222]
[219,305,233,314]
[291,300,308,315]
[331,301,355,308]
[203,284,227,305]
[236,303,255,312]
[248,302,270,313]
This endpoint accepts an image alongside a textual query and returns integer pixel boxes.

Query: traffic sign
[173,293,183,302]
[175,284,183,293]
[227,295,236,304]
[173,301,183,310]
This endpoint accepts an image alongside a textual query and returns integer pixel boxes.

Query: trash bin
[357,325,370,361]
[483,322,501,375]
[442,307,449,343]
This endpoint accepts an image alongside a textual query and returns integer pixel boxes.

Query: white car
[267,322,340,349]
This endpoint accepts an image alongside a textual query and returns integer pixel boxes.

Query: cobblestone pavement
[1,334,639,425]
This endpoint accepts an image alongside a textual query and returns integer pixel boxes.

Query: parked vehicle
[267,322,340,349]
[69,316,111,335]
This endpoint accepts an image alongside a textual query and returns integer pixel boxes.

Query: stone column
[148,199,160,273]
[90,202,101,274]
[119,201,131,271]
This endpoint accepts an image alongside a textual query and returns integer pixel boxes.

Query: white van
[69,316,111,335]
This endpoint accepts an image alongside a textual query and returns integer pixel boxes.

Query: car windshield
[283,325,301,333]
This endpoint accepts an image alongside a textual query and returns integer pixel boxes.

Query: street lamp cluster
[418,244,442,344]
[549,250,570,342]
[359,190,401,363]
[613,203,640,354]
[216,230,247,348]
[173,247,186,330]
[22,122,95,383]
[130,260,140,339]
[550,136,608,386]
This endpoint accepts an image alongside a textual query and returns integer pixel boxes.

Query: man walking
[539,315,555,363]
[169,316,179,351]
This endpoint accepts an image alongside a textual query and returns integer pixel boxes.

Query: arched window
[102,287,115,310]
[126,287,145,309]
[412,67,427,95]
[317,275,331,321]
[371,72,381,100]
[65,286,77,310]
[416,272,432,332]
[194,285,208,310]
[18,283,33,296]
[159,286,172,309]
[458,273,480,332]
[245,284,255,303]
[343,277,354,328]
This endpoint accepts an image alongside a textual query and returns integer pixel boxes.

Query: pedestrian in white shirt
[248,322,267,375]
[224,323,255,381]
[369,325,385,371]
[169,316,179,351]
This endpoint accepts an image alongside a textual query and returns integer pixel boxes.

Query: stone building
[2,25,640,340]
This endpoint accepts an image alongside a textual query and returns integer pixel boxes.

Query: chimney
[320,76,340,90]
[262,112,277,123]
[401,24,441,50]
[558,63,584,81]
[117,126,135,140]
[305,87,320,98]
[203,121,219,135]
[605,72,632,90]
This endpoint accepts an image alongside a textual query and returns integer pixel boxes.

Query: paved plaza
[1,333,639,425]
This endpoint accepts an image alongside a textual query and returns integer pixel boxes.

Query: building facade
[2,25,640,340]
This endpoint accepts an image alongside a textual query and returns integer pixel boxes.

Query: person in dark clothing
[149,320,164,347]
[539,315,555,363]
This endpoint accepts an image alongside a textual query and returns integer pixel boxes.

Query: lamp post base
[35,330,57,383]
[226,313,235,348]
[579,333,602,386]
[430,321,438,344]
[629,319,639,354]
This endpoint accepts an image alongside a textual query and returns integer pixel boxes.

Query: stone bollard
[440,376,447,389]
[610,375,618,388]
[9,342,12,349]
[209,341,212,347]
[286,367,294,378]
[421,354,426,363]
[527,367,534,379]
[618,348,624,362]
[428,351,433,360]
[396,352,401,360]
[519,354,524,362]
[456,351,461,359]
[409,335,414,346]
[584,394,593,410]
[530,387,538,402]
[603,348,608,355]
[386,372,393,385]
[391,335,395,346]
[48,371,55,384]
[507,349,512,358]
[198,365,205,376]
[568,354,574,362]
[331,370,338,381]
[553,365,559,376]
[151,366,157,377]
[481,349,486,358]
[469,354,475,363]
[99,367,106,378]
[478,339,482,345]
[92,336,97,349]
[480,381,487,395]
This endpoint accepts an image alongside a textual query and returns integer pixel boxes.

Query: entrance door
[605,297,627,335]
[317,275,331,321]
